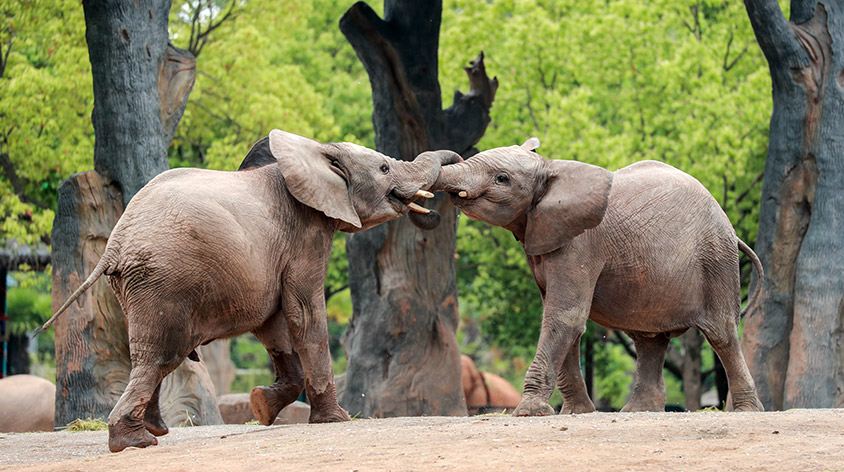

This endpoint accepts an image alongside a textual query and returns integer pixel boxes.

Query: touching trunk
[394,151,463,230]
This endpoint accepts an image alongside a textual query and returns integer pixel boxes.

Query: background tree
[338,0,497,417]
[741,0,844,409]
[51,0,224,427]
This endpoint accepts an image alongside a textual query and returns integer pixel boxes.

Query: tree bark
[339,0,496,417]
[52,0,221,426]
[741,0,844,409]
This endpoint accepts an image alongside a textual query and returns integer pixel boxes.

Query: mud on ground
[2,409,842,471]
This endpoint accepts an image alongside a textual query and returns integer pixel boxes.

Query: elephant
[461,355,521,414]
[427,138,764,416]
[0,375,55,433]
[39,129,460,452]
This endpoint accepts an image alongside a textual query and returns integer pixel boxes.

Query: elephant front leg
[514,308,589,417]
[284,288,350,424]
[557,334,596,415]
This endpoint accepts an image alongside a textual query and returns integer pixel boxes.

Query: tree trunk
[741,0,844,409]
[52,0,222,426]
[338,0,497,417]
[681,329,702,411]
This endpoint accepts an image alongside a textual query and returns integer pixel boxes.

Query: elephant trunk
[430,160,472,196]
[391,150,464,198]
[392,150,464,230]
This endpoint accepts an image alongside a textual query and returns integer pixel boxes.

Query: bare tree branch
[187,0,239,58]
[0,35,12,79]
[744,0,808,66]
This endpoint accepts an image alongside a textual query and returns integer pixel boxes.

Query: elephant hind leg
[108,305,191,452]
[250,314,305,426]
[697,315,763,412]
[143,382,169,437]
[108,360,180,453]
[621,332,670,412]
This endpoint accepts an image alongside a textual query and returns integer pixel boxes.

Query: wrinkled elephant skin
[428,140,764,415]
[45,130,457,452]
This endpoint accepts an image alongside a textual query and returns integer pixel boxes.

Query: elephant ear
[269,129,361,228]
[524,160,613,256]
[521,137,540,152]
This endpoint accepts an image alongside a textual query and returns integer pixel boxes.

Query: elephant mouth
[389,188,442,230]
[388,188,435,215]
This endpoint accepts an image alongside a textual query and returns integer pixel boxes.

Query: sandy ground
[2,409,843,471]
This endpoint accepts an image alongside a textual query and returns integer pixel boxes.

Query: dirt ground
[2,409,843,471]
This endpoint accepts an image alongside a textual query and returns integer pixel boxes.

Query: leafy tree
[0,0,92,245]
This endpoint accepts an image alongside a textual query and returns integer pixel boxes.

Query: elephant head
[427,138,613,255]
[240,130,462,231]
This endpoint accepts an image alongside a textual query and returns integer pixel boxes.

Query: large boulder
[0,375,55,432]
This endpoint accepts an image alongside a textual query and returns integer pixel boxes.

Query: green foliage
[6,271,52,335]
[0,0,93,245]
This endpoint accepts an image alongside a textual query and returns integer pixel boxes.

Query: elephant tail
[32,255,111,338]
[738,238,764,319]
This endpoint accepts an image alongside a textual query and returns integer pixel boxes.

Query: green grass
[65,418,108,432]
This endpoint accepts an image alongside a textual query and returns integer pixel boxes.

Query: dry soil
[2,409,843,471]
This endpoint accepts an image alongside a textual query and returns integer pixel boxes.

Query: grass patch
[66,418,108,432]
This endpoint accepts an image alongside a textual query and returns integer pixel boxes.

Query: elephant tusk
[458,191,468,198]
[415,190,434,199]
[407,202,431,214]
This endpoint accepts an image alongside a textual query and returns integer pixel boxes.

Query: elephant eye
[495,173,510,185]
[380,163,390,174]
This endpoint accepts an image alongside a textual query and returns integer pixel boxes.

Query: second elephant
[428,139,764,415]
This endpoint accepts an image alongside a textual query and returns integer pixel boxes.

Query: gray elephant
[40,129,458,452]
[427,138,764,415]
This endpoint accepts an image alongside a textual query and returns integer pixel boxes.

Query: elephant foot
[108,417,158,453]
[143,413,169,437]
[309,406,351,424]
[512,396,555,417]
[250,386,284,426]
[730,394,764,412]
[561,399,596,415]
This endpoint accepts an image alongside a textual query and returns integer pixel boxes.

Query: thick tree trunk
[52,0,222,426]
[681,330,702,411]
[339,0,496,417]
[742,0,844,409]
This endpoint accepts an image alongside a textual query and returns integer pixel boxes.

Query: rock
[0,375,55,432]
